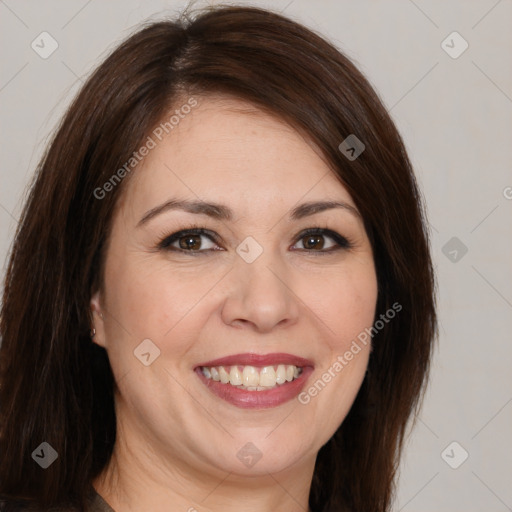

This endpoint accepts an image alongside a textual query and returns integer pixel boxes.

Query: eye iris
[303,234,324,250]
[179,234,201,250]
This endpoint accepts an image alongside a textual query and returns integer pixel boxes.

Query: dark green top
[87,488,115,512]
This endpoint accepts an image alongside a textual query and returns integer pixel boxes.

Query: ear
[90,290,107,348]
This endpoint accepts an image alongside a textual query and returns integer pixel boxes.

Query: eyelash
[157,225,353,255]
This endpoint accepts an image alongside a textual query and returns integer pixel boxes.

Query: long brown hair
[0,5,437,511]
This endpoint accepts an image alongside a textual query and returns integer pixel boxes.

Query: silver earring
[90,328,96,338]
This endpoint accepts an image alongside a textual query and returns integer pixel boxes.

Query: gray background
[1,0,511,510]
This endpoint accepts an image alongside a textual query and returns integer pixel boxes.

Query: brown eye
[302,234,326,250]
[178,234,202,250]
[159,228,219,253]
[292,228,352,253]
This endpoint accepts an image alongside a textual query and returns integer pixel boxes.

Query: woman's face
[91,95,378,479]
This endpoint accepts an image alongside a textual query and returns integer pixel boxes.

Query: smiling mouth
[199,364,303,391]
[194,352,314,408]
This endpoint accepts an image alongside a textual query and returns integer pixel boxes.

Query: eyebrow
[137,198,360,227]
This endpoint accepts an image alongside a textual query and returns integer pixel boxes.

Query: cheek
[296,264,376,431]
[102,254,226,358]
[106,257,184,328]
[100,257,214,416]
[298,261,378,350]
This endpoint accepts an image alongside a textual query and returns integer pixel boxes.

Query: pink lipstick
[195,352,314,409]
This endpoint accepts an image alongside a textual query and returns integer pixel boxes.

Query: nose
[220,251,300,333]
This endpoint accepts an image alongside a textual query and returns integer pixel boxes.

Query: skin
[90,95,378,512]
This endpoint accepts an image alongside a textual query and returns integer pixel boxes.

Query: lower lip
[195,367,314,409]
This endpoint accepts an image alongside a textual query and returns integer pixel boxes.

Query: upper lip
[196,352,314,368]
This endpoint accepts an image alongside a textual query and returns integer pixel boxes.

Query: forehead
[120,95,355,219]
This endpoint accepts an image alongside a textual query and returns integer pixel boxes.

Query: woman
[0,5,437,512]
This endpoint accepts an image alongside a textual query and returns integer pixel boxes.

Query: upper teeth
[201,364,301,389]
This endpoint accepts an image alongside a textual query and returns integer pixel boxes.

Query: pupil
[304,235,323,250]
[180,235,200,250]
